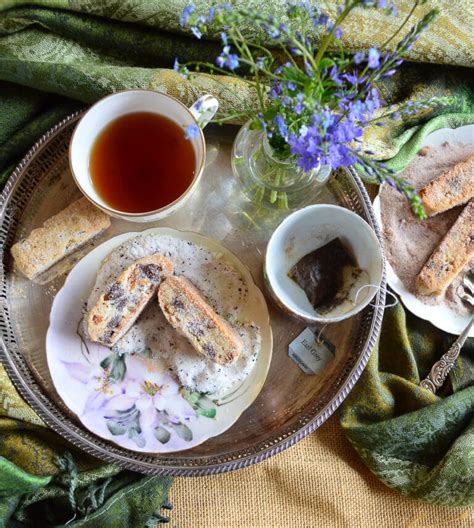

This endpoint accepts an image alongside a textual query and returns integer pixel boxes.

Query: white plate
[374,124,474,337]
[46,227,273,453]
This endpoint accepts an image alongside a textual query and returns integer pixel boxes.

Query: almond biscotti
[419,154,474,216]
[416,199,474,295]
[11,197,110,282]
[158,275,243,366]
[87,254,173,347]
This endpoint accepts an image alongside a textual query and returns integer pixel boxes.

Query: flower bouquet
[176,0,453,217]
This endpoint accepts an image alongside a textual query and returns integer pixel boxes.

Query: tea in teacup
[90,112,196,214]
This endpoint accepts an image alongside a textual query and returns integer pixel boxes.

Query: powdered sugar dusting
[380,142,474,315]
[87,234,261,396]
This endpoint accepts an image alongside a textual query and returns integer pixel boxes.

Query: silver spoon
[420,269,474,393]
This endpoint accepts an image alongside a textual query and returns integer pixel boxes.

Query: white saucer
[374,124,474,337]
[46,227,273,453]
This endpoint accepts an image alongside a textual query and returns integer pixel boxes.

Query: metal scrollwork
[420,343,462,393]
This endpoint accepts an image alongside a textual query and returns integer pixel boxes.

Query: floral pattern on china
[46,228,272,453]
[64,329,217,448]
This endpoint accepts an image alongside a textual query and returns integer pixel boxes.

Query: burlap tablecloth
[170,415,473,527]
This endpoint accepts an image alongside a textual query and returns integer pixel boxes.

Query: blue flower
[381,68,396,79]
[173,58,189,79]
[257,112,267,131]
[225,53,239,70]
[293,92,305,114]
[353,52,364,64]
[287,81,296,91]
[184,124,200,139]
[334,28,343,39]
[269,81,282,99]
[179,5,194,27]
[294,102,304,114]
[367,48,380,68]
[191,26,202,39]
[216,45,231,68]
[344,72,359,85]
[329,65,342,84]
[221,32,228,46]
[318,14,329,25]
[273,114,288,138]
[208,6,215,23]
[216,45,239,70]
[377,0,387,8]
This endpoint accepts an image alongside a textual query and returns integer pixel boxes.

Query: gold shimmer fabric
[170,417,474,527]
[1,0,473,67]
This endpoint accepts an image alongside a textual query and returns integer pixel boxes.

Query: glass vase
[231,120,331,210]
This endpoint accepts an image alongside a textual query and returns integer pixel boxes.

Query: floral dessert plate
[46,227,273,453]
[373,124,474,337]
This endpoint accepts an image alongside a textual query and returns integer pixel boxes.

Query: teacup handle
[189,95,219,129]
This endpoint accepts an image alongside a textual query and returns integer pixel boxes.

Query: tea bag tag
[288,327,334,375]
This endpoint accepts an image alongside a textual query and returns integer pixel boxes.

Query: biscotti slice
[158,275,243,366]
[11,197,110,282]
[87,254,173,347]
[416,199,474,295]
[419,154,474,216]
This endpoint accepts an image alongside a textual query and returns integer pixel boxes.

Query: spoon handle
[420,317,473,393]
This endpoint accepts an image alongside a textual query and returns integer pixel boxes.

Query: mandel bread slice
[11,197,110,282]
[87,254,173,347]
[419,153,474,216]
[416,199,474,295]
[158,275,243,366]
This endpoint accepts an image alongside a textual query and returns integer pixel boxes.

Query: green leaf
[100,353,127,382]
[172,422,193,442]
[129,426,145,448]
[106,421,126,436]
[110,356,127,382]
[195,395,217,419]
[319,58,335,69]
[180,388,200,405]
[196,406,216,419]
[100,354,114,370]
[154,426,171,444]
[180,389,217,419]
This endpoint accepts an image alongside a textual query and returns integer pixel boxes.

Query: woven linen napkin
[0,2,473,524]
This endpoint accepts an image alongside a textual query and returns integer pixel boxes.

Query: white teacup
[69,90,218,222]
[264,204,384,324]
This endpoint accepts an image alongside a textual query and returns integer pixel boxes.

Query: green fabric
[0,364,173,528]
[0,0,473,519]
[340,305,474,506]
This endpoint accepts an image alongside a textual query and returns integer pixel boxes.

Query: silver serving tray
[0,112,385,476]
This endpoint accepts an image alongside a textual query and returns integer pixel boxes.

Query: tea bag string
[315,323,328,344]
[353,283,398,309]
[315,284,397,343]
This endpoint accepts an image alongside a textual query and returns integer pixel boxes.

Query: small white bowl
[264,204,384,324]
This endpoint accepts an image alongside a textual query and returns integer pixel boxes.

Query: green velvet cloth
[0,1,473,523]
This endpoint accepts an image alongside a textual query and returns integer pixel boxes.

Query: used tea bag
[288,238,361,313]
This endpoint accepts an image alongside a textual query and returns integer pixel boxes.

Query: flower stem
[314,2,355,64]
[381,1,420,50]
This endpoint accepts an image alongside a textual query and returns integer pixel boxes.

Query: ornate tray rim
[0,112,386,476]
